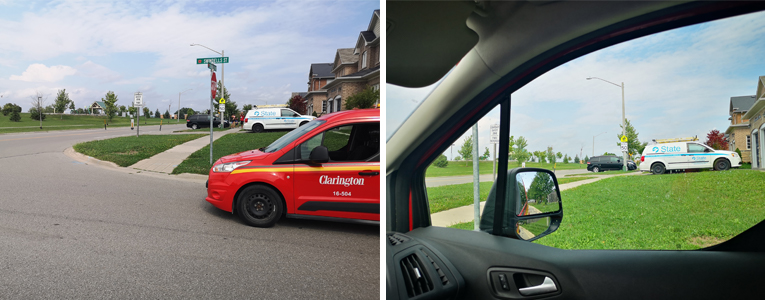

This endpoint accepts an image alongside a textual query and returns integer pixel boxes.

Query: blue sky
[0,0,379,113]
[387,10,765,161]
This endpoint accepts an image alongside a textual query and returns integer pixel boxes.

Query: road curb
[63,147,208,183]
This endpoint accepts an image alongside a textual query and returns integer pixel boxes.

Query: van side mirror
[308,146,329,164]
[479,168,563,241]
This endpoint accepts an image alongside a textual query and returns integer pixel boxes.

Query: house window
[747,135,751,149]
[337,98,342,112]
[322,100,327,113]
[362,51,368,69]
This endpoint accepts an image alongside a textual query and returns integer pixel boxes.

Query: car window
[420,11,765,250]
[298,123,380,162]
[262,119,325,153]
[281,109,295,117]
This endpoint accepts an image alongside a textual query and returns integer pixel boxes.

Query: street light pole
[191,44,224,127]
[179,89,192,122]
[587,77,627,171]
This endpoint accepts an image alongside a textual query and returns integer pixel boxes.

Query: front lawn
[73,134,207,167]
[0,113,176,134]
[172,131,288,175]
[426,161,587,178]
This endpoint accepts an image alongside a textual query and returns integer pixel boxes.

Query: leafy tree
[155,109,160,118]
[534,150,546,163]
[69,102,75,112]
[43,105,55,113]
[705,129,728,150]
[615,119,644,157]
[735,148,742,158]
[164,110,171,119]
[563,154,570,164]
[433,154,448,168]
[454,156,461,161]
[344,86,379,109]
[527,172,555,204]
[242,104,253,112]
[480,147,490,160]
[143,107,151,118]
[458,135,473,165]
[29,107,46,121]
[556,152,562,160]
[584,155,589,163]
[546,147,556,164]
[574,155,580,164]
[53,89,72,119]
[513,136,530,165]
[287,94,307,115]
[119,105,127,116]
[102,91,119,122]
[603,152,616,156]
[2,103,15,116]
[214,81,238,119]
[128,106,137,117]
[6,104,21,122]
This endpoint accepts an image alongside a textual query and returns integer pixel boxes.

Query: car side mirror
[308,146,329,164]
[479,168,563,242]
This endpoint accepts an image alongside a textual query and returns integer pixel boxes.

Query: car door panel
[392,226,765,300]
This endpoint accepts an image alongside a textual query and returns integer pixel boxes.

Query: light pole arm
[190,43,222,55]
[587,76,622,88]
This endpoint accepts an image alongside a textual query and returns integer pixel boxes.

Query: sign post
[490,124,499,181]
[209,68,217,164]
[620,135,629,161]
[134,92,143,137]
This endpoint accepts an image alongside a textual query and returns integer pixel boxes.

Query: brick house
[743,76,765,168]
[725,95,756,163]
[321,10,380,113]
[304,63,334,116]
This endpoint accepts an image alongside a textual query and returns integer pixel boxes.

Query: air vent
[423,253,449,286]
[388,233,410,246]
[400,253,433,297]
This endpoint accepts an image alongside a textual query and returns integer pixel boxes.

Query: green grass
[0,113,178,134]
[426,161,587,177]
[173,127,231,133]
[566,170,635,176]
[740,163,751,169]
[427,176,593,214]
[172,131,288,175]
[449,170,765,250]
[73,134,207,167]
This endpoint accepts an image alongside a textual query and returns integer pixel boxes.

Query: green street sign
[197,57,229,64]
[208,63,216,72]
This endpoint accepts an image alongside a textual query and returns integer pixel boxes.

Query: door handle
[358,171,379,176]
[518,277,557,296]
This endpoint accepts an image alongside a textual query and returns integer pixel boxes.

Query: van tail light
[587,161,590,164]
[245,118,248,123]
[641,156,645,162]
[186,119,189,122]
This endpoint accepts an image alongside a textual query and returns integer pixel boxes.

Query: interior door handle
[518,277,557,296]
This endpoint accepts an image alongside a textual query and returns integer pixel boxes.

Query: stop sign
[211,72,217,99]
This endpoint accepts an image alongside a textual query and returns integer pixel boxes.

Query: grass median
[172,131,288,175]
[447,170,765,250]
[0,113,177,134]
[427,161,587,177]
[73,134,207,167]
[427,176,594,214]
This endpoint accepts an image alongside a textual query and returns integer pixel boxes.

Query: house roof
[743,76,765,119]
[336,48,358,65]
[309,63,334,78]
[322,66,380,91]
[730,95,757,114]
[92,101,105,109]
[345,65,380,78]
[360,31,376,43]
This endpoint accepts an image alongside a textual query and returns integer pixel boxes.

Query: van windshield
[262,120,326,153]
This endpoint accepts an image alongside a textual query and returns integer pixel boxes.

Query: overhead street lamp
[593,131,607,157]
[178,89,192,122]
[587,77,627,171]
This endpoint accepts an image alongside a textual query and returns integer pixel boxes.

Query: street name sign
[208,63,217,72]
[197,57,229,64]
[490,124,499,144]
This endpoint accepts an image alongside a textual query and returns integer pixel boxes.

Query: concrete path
[129,129,239,174]
[426,168,592,187]
[430,172,643,227]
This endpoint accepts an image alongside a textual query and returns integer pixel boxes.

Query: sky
[0,0,379,113]
[387,9,765,161]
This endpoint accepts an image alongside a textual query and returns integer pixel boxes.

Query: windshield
[262,120,326,153]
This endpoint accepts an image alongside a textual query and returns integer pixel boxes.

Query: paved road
[426,168,592,187]
[0,126,379,299]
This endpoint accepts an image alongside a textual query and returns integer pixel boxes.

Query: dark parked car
[587,155,629,172]
[186,114,229,129]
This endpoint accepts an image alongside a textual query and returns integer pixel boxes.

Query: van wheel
[252,124,264,133]
[236,185,283,227]
[191,123,198,130]
[592,166,599,173]
[714,159,730,171]
[299,121,308,127]
[651,163,666,175]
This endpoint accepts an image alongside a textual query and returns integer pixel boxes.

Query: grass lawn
[566,170,635,176]
[73,134,207,167]
[426,161,587,177]
[174,127,231,133]
[172,131,288,175]
[0,113,178,134]
[449,170,765,250]
[427,176,594,214]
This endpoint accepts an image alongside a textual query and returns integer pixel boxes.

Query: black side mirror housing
[308,146,329,164]
[479,168,563,242]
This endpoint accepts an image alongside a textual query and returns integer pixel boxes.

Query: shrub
[735,148,742,158]
[30,107,46,121]
[433,154,449,168]
[9,111,21,122]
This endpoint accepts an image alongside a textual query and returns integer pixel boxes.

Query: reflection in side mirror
[516,171,561,217]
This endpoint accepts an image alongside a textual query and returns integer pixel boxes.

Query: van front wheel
[714,159,730,171]
[651,163,665,175]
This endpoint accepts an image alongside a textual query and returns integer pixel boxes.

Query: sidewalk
[129,129,239,174]
[430,172,643,227]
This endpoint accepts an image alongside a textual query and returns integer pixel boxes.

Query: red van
[206,109,380,227]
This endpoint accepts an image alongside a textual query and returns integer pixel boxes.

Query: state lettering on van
[659,145,682,152]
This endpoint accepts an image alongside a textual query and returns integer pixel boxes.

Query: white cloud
[9,63,77,82]
[77,61,122,82]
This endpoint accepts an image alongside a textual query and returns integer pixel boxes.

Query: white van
[639,141,741,174]
[243,107,315,133]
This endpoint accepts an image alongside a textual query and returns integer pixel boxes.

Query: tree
[556,152,562,160]
[102,91,119,122]
[6,103,21,122]
[175,107,195,119]
[119,105,127,117]
[345,86,379,109]
[68,102,75,112]
[287,94,307,115]
[574,154,580,164]
[155,109,160,118]
[534,150,546,163]
[143,107,151,118]
[433,154,448,168]
[43,105,55,113]
[513,136,530,165]
[53,89,72,119]
[163,110,171,119]
[563,154,570,164]
[2,103,15,116]
[584,155,590,163]
[705,129,728,150]
[480,147,490,160]
[527,172,555,204]
[30,92,47,122]
[29,107,46,121]
[214,81,237,119]
[458,135,473,165]
[242,104,253,112]
[603,152,616,156]
[507,135,516,159]
[128,106,137,117]
[546,147,556,164]
[615,118,644,157]
[454,156,461,161]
